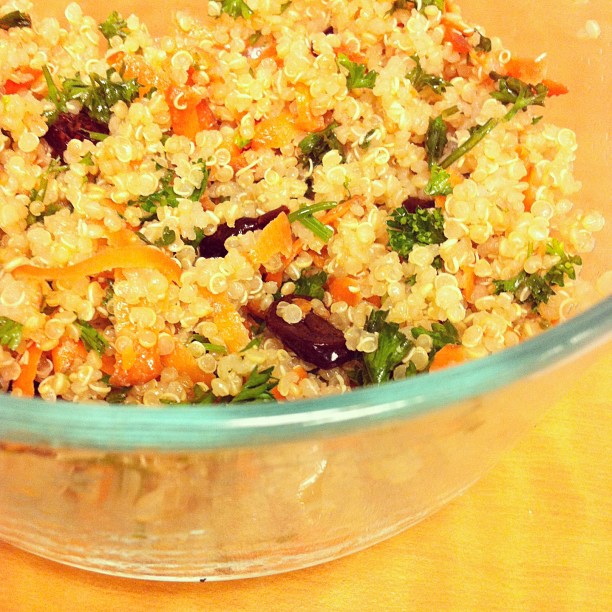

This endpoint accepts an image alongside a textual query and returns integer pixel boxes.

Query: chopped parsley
[475,32,492,53]
[0,10,31,30]
[411,320,459,357]
[0,317,23,351]
[424,163,453,197]
[337,54,378,90]
[387,206,445,259]
[221,0,253,20]
[29,159,67,204]
[75,320,109,356]
[190,334,227,354]
[406,55,450,95]
[231,366,278,403]
[43,66,140,125]
[294,268,328,300]
[298,122,345,168]
[240,321,267,352]
[288,201,337,242]
[363,310,412,384]
[106,386,130,404]
[192,384,215,404]
[493,239,582,307]
[490,73,548,121]
[98,11,129,42]
[80,152,94,166]
[154,227,177,247]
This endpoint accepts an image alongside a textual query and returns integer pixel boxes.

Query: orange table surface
[1,349,610,611]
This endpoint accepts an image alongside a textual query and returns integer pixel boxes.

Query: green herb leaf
[294,268,328,300]
[154,227,176,247]
[0,317,23,351]
[387,206,445,258]
[490,73,548,121]
[98,11,129,42]
[75,320,109,356]
[192,384,215,404]
[288,202,337,242]
[221,0,253,19]
[363,310,412,384]
[406,55,450,95]
[298,122,345,168]
[425,116,448,168]
[231,366,278,403]
[411,320,459,356]
[106,386,130,404]
[493,240,581,307]
[80,152,94,166]
[439,117,497,169]
[475,32,492,53]
[337,54,378,90]
[0,10,31,30]
[390,0,443,13]
[190,334,227,354]
[424,163,453,197]
[532,115,543,125]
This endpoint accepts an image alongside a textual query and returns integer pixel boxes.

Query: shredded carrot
[293,298,314,315]
[161,344,214,386]
[166,86,218,141]
[335,44,367,64]
[51,338,89,374]
[110,343,162,387]
[265,270,284,285]
[271,386,285,401]
[4,67,42,94]
[12,245,182,285]
[328,276,361,307]
[201,290,251,353]
[522,165,537,212]
[307,249,327,269]
[100,353,116,376]
[105,226,141,247]
[111,53,171,97]
[252,212,293,265]
[293,366,308,381]
[320,198,357,226]
[443,27,471,55]
[252,109,301,150]
[503,57,545,83]
[461,266,475,302]
[429,344,466,372]
[365,295,382,308]
[12,346,43,397]
[294,84,325,132]
[542,79,569,97]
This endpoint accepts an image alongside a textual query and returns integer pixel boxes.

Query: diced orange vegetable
[503,57,544,83]
[161,344,214,386]
[328,276,361,307]
[429,344,466,372]
[252,212,293,265]
[293,366,308,381]
[365,295,382,308]
[13,245,182,286]
[252,110,301,150]
[335,45,366,65]
[4,67,42,94]
[12,346,43,397]
[100,353,116,376]
[51,338,89,374]
[166,86,218,141]
[110,343,162,387]
[293,298,313,315]
[294,84,325,132]
[201,290,251,353]
[265,270,284,285]
[461,266,475,302]
[522,165,537,212]
[112,53,171,97]
[542,79,569,97]
[443,27,471,55]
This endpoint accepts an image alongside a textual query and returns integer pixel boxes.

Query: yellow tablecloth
[1,350,610,611]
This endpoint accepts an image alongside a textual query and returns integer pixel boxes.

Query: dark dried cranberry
[323,27,334,35]
[266,297,358,370]
[199,206,289,258]
[402,197,435,214]
[44,110,109,159]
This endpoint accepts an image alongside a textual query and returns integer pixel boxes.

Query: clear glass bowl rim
[0,297,610,451]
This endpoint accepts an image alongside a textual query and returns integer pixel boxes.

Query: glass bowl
[0,0,610,581]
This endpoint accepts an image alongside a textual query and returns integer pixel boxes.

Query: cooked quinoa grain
[0,0,606,404]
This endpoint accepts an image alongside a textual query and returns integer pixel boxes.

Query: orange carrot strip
[51,339,89,374]
[365,295,382,308]
[328,276,361,307]
[112,54,171,97]
[461,266,475,302]
[201,290,251,353]
[166,86,218,141]
[429,344,466,372]
[100,353,116,376]
[110,343,162,387]
[320,199,355,226]
[443,27,471,55]
[4,67,42,94]
[542,79,569,97]
[503,57,544,83]
[252,212,293,265]
[161,344,214,386]
[335,45,367,64]
[265,270,284,285]
[12,246,182,285]
[12,346,43,397]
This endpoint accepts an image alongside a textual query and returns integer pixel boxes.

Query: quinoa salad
[0,0,606,405]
